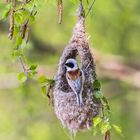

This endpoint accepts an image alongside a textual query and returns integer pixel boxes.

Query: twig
[18,6,36,74]
[23,0,27,3]
[6,0,11,3]
[15,7,25,12]
[23,0,32,4]
[85,0,95,18]
[46,85,51,105]
[85,59,92,71]
[78,0,84,18]
[13,0,16,7]
[101,104,105,119]
[19,57,28,77]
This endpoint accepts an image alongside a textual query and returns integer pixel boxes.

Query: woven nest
[53,16,101,133]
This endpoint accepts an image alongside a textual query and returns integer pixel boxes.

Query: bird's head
[65,58,78,72]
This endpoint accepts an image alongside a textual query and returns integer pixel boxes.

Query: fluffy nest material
[53,16,101,133]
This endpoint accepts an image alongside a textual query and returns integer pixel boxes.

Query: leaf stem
[19,57,28,77]
[85,0,95,18]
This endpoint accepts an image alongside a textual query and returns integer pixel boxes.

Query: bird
[65,58,85,106]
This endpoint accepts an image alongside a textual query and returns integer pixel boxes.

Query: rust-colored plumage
[67,69,81,80]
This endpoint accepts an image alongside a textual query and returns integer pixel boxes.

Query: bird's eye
[65,62,74,68]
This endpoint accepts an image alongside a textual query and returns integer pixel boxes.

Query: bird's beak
[65,63,69,67]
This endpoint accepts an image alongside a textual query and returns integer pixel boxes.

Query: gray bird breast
[53,83,100,133]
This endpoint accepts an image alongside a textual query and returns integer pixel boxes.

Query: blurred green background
[0,0,140,140]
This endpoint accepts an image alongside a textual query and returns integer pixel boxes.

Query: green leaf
[39,76,55,86]
[102,96,109,104]
[14,10,30,25]
[20,39,27,49]
[13,50,21,57]
[14,12,22,24]
[22,10,30,21]
[39,75,47,84]
[22,10,30,18]
[18,72,27,83]
[28,71,37,78]
[93,116,102,127]
[13,25,19,36]
[93,79,101,90]
[15,36,23,47]
[94,90,103,99]
[28,64,38,78]
[41,86,47,95]
[100,121,111,134]
[112,124,123,136]
[1,3,12,19]
[29,15,35,25]
[2,8,10,19]
[21,10,30,22]
[29,64,37,70]
[11,49,23,61]
[46,79,55,85]
[26,1,35,10]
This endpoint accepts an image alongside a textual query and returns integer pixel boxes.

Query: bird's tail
[76,94,83,107]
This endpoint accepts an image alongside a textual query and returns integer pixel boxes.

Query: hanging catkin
[58,0,63,24]
[8,9,14,40]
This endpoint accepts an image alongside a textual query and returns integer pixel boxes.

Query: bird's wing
[66,70,84,95]
[80,69,85,94]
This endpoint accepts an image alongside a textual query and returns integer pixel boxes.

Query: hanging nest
[53,8,101,133]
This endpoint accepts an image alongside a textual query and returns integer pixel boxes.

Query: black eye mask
[65,62,74,68]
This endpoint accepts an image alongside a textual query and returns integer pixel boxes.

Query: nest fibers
[53,16,101,133]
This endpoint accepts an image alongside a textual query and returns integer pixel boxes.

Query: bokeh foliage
[0,0,140,140]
